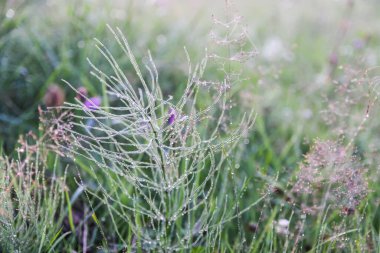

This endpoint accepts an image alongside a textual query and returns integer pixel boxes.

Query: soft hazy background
[1,0,379,153]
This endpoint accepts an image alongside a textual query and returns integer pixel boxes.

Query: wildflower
[44,84,65,107]
[84,96,101,110]
[75,86,101,110]
[275,219,289,235]
[167,108,176,125]
[353,39,365,50]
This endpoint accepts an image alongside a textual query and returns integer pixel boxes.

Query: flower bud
[44,84,65,107]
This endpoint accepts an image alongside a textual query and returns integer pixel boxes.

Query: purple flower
[84,96,101,110]
[353,39,365,50]
[168,108,176,125]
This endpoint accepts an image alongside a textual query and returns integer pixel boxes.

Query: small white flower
[278,219,289,227]
[275,219,290,235]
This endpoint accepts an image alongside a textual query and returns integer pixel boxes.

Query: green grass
[1,0,380,252]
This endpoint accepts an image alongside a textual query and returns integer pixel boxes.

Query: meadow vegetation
[1,0,380,252]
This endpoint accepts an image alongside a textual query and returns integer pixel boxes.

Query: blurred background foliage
[1,0,379,155]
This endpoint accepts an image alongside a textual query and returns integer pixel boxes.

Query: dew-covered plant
[54,24,257,251]
[0,132,66,252]
[293,139,368,212]
[292,64,380,212]
[321,67,380,142]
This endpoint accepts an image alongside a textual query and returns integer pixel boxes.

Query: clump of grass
[0,131,66,252]
[52,23,258,251]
